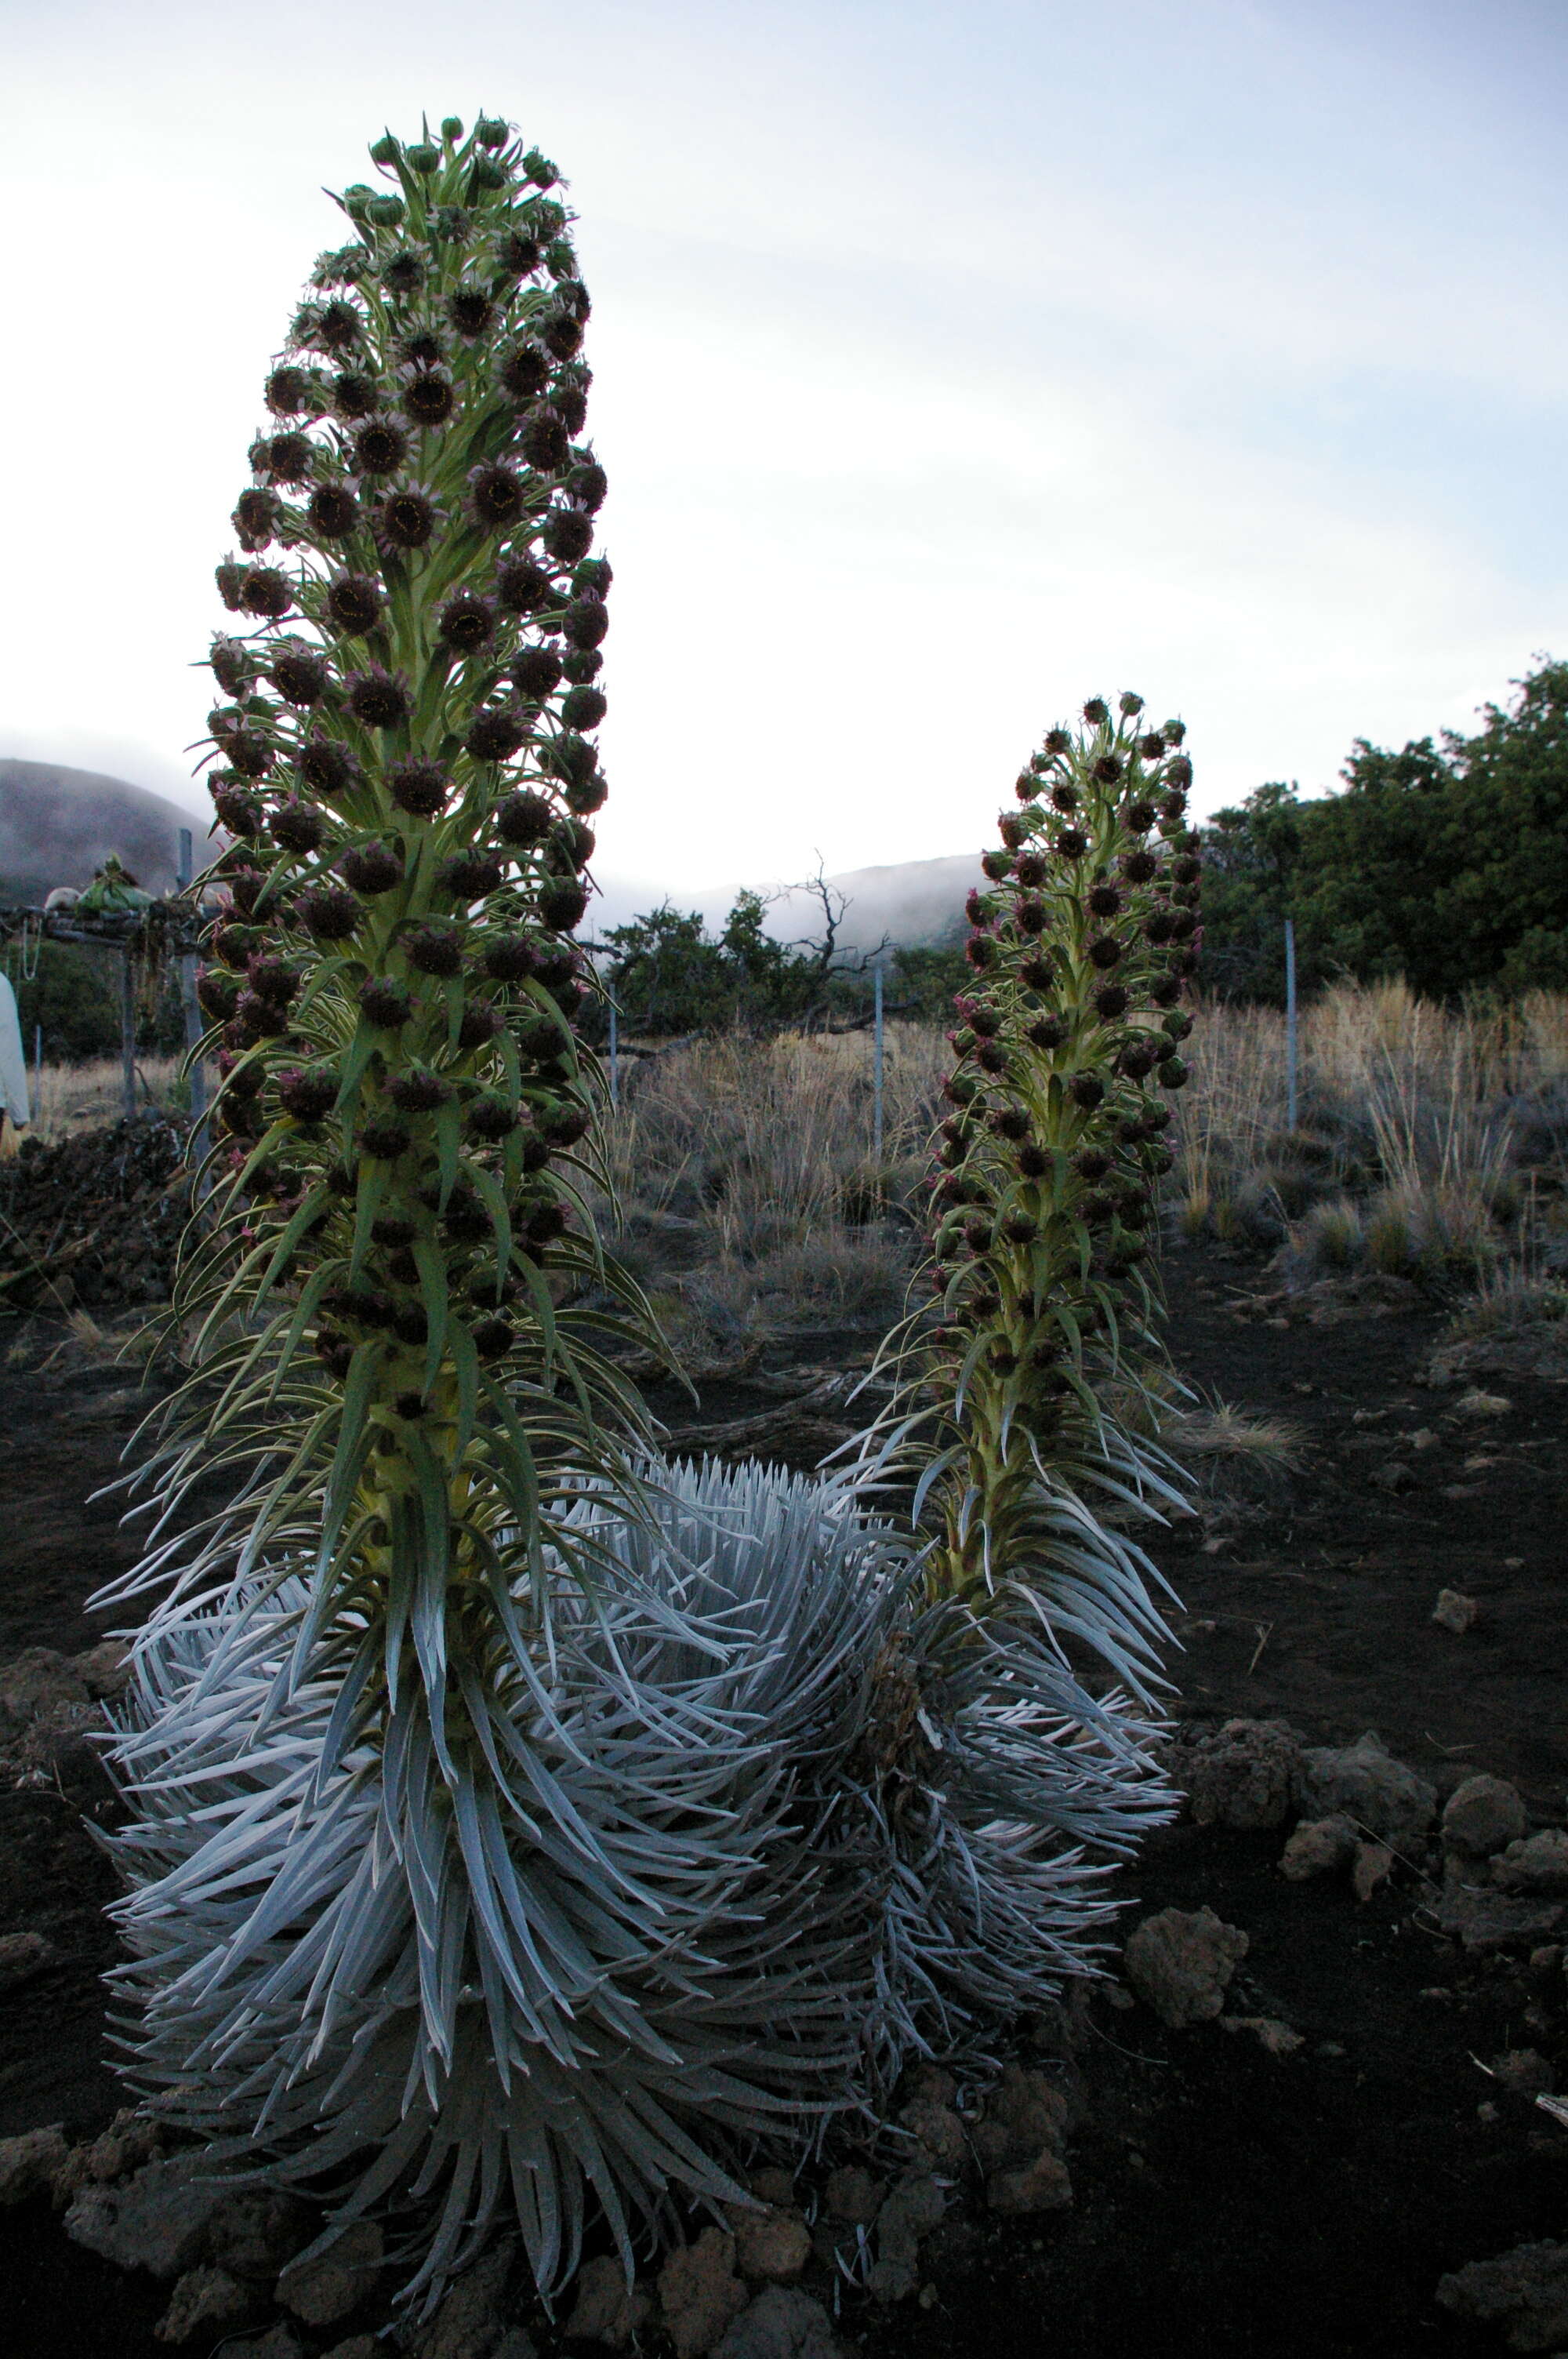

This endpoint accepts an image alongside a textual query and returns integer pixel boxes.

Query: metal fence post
[1284,915,1298,1133]
[872,963,884,1166]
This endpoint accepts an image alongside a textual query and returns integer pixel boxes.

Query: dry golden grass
[27,1055,184,1140]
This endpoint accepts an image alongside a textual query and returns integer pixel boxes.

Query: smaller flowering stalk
[896,693,1199,1689]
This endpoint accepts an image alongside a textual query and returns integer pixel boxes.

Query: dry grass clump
[600,1025,946,1350]
[27,1056,184,1140]
[1171,982,1568,1292]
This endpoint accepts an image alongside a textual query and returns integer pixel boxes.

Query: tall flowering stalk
[101,119,911,2309]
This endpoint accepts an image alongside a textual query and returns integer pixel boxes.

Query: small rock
[1220,2017,1305,2058]
[277,2221,383,2328]
[898,2096,965,2169]
[1436,1884,1565,1956]
[1279,1816,1358,1881]
[867,2173,945,2303]
[1495,1831,1568,1895]
[0,1646,89,1735]
[1164,1717,1304,1830]
[1443,1775,1528,1859]
[748,2168,797,2208]
[154,2264,260,2344]
[82,2106,162,2185]
[971,2063,1069,2170]
[823,2166,883,2225]
[985,2146,1073,2214]
[566,2254,652,2349]
[0,1931,55,1993]
[218,2328,305,2359]
[64,2157,230,2279]
[1352,1842,1395,1902]
[204,2185,314,2279]
[729,2205,811,2286]
[0,2125,68,2208]
[1454,1389,1511,1418]
[1370,1459,1415,1492]
[1123,1906,1248,2028]
[1432,1589,1480,1634]
[712,2285,841,2359]
[658,2228,749,2359]
[1409,1427,1438,1451]
[1494,2049,1555,2096]
[906,2064,956,2105]
[408,2237,515,2359]
[1295,1731,1436,1850]
[70,1639,132,1697]
[1436,2240,1568,2349]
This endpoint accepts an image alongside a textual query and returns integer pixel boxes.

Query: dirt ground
[2,1241,1565,2356]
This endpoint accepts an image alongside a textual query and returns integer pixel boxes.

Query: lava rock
[65,2157,231,2279]
[971,2063,1069,2171]
[1294,1730,1436,1850]
[1493,2049,1555,2096]
[824,2167,884,2224]
[1436,1882,1565,1956]
[1123,1906,1249,2028]
[0,1645,89,1736]
[1279,1816,1358,1881]
[728,2203,811,2285]
[565,2255,652,2348]
[407,2235,518,2359]
[1352,1841,1395,1902]
[1220,2016,1305,2058]
[0,1930,55,1992]
[1437,2240,1568,2350]
[712,2285,842,2359]
[220,2328,305,2359]
[1443,1775,1528,1859]
[867,2173,945,2303]
[0,2125,68,2207]
[70,1639,132,1697]
[205,2186,314,2280]
[1432,1589,1480,1634]
[1494,1831,1568,1895]
[277,2222,383,2328]
[154,2264,262,2344]
[985,2146,1073,2214]
[1164,1717,1304,1830]
[658,2228,749,2358]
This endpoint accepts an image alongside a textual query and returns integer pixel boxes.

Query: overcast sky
[5,0,1565,917]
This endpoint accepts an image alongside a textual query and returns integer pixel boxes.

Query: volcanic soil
[2,1241,1565,2357]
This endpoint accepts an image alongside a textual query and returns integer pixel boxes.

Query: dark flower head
[1069,1074,1106,1110]
[387,1067,451,1114]
[551,816,596,871]
[964,932,994,971]
[354,417,409,475]
[1083,698,1109,726]
[270,801,327,854]
[401,369,456,427]
[1119,849,1159,884]
[1043,728,1072,756]
[326,573,383,635]
[495,555,551,615]
[1087,933,1123,970]
[212,786,261,836]
[1016,1141,1051,1178]
[469,460,528,527]
[358,977,413,1027]
[561,596,608,650]
[314,299,364,354]
[1048,782,1080,814]
[376,485,439,549]
[975,1040,1007,1074]
[564,770,607,818]
[998,813,1028,851]
[269,644,329,705]
[1158,1057,1190,1091]
[543,507,593,565]
[220,727,274,779]
[1013,769,1040,805]
[457,998,501,1049]
[481,933,539,983]
[466,707,527,762]
[1126,799,1157,832]
[210,636,252,694]
[449,286,495,338]
[473,1314,514,1359]
[307,482,360,539]
[546,732,597,787]
[214,918,258,967]
[1171,853,1202,885]
[264,365,311,417]
[1168,908,1197,943]
[500,341,550,401]
[258,431,314,485]
[1014,897,1047,936]
[572,556,611,599]
[1118,692,1145,718]
[559,684,606,731]
[339,840,404,894]
[1092,754,1122,783]
[226,867,267,916]
[1087,881,1124,918]
[1013,852,1047,890]
[981,850,1014,884]
[437,592,496,651]
[1166,756,1193,791]
[317,1332,354,1379]
[1054,827,1087,859]
[539,878,589,932]
[299,737,359,796]
[437,852,503,901]
[1117,1040,1157,1079]
[497,231,543,277]
[1026,1015,1067,1051]
[1093,983,1131,1020]
[233,486,281,551]
[196,968,239,1022]
[1144,908,1175,946]
[380,249,425,297]
[360,1116,412,1161]
[297,885,361,940]
[405,925,464,976]
[496,789,554,847]
[278,1066,337,1122]
[567,460,607,512]
[540,309,583,361]
[512,645,564,700]
[1138,732,1167,761]
[331,370,381,420]
[239,566,292,620]
[388,758,450,817]
[1018,955,1056,993]
[467,1095,518,1141]
[346,665,409,727]
[399,327,445,369]
[516,405,568,472]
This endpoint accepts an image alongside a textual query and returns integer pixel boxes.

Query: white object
[0,973,30,1127]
